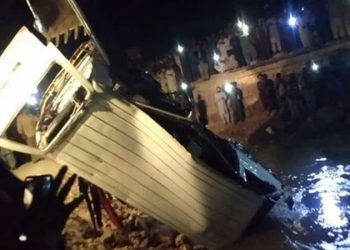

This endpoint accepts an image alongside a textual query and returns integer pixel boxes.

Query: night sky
[0,0,309,59]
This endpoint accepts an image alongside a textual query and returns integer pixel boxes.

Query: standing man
[257,74,269,110]
[255,18,272,60]
[195,94,208,126]
[275,73,287,103]
[217,33,232,60]
[198,58,210,81]
[215,87,230,125]
[344,0,350,37]
[325,0,346,40]
[227,82,246,124]
[16,107,39,161]
[230,31,247,67]
[266,17,282,54]
[165,62,179,95]
[299,10,313,48]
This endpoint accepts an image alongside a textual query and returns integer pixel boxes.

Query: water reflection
[271,160,350,250]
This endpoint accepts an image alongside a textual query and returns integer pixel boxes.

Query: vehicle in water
[0,1,291,248]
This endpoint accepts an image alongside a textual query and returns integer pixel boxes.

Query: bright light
[19,233,27,242]
[181,82,188,91]
[320,192,347,228]
[237,19,249,37]
[34,19,44,33]
[288,15,298,27]
[213,52,220,62]
[27,96,38,106]
[224,82,234,94]
[311,62,320,72]
[237,19,243,29]
[241,23,250,36]
[177,44,184,54]
[301,7,305,11]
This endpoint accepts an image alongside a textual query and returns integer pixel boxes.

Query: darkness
[0,0,313,60]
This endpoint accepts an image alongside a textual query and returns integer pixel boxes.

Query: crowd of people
[146,0,350,95]
[214,50,350,128]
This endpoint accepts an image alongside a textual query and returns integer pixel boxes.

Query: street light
[311,62,320,72]
[224,82,234,94]
[181,82,188,91]
[177,44,184,54]
[213,52,220,62]
[288,15,298,28]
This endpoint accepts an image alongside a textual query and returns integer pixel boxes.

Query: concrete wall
[193,41,350,136]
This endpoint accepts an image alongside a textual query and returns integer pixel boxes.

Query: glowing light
[241,23,250,36]
[237,19,243,29]
[288,15,298,27]
[316,157,328,162]
[27,96,38,106]
[31,88,38,95]
[320,192,347,228]
[181,82,188,91]
[177,44,184,54]
[34,19,44,33]
[237,19,250,37]
[19,233,27,242]
[224,82,233,94]
[311,62,320,72]
[213,52,220,62]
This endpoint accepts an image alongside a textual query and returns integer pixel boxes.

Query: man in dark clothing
[254,19,272,60]
[257,74,278,115]
[229,32,247,67]
[257,74,269,110]
[196,95,208,126]
[228,82,246,124]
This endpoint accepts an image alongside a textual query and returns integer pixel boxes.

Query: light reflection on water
[271,159,350,250]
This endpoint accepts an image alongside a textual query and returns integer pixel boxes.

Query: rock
[116,247,133,250]
[128,232,143,247]
[103,233,129,249]
[179,243,193,250]
[139,238,149,248]
[153,242,172,250]
[135,216,156,231]
[193,245,206,250]
[157,225,176,246]
[175,234,186,247]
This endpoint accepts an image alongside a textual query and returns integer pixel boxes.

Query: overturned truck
[0,1,290,248]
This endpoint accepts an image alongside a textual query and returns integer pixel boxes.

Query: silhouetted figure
[227,82,246,124]
[196,95,208,126]
[257,74,278,115]
[0,166,82,250]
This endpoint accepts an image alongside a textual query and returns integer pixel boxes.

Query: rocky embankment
[64,195,207,250]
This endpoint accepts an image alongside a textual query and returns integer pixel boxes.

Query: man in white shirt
[215,87,230,125]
